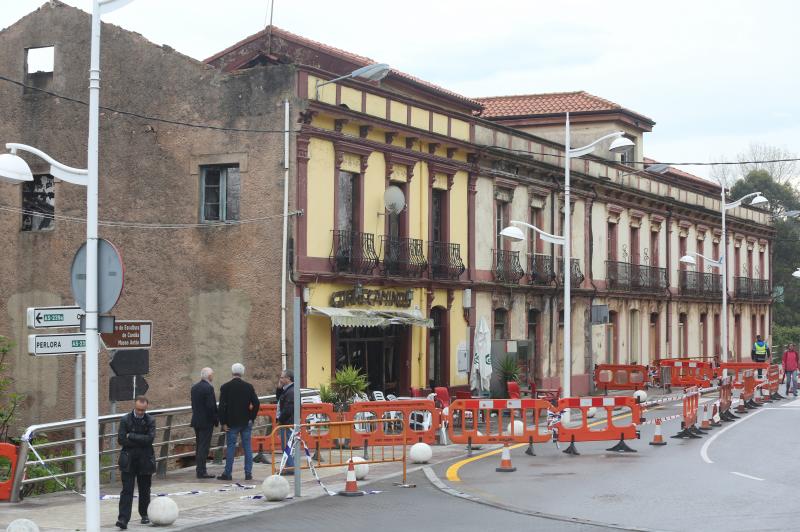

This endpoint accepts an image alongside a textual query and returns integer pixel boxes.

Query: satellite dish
[384,186,406,214]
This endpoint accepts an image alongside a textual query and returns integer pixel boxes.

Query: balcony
[330,230,379,275]
[529,253,555,285]
[606,261,668,294]
[556,258,585,288]
[735,277,771,299]
[380,236,427,277]
[493,250,525,284]
[678,271,722,297]
[428,241,465,280]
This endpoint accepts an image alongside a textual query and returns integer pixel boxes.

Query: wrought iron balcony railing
[330,230,379,275]
[380,236,427,277]
[428,241,465,280]
[678,271,722,297]
[529,253,555,285]
[556,258,585,288]
[493,249,525,284]
[735,277,771,299]
[606,261,668,293]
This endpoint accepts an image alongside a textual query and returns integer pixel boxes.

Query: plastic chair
[372,391,387,401]
[507,382,521,399]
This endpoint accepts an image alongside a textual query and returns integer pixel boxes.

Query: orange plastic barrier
[718,377,736,421]
[555,396,641,453]
[741,370,760,409]
[660,359,714,391]
[672,386,701,438]
[767,364,782,399]
[345,400,440,446]
[0,442,18,501]
[252,403,339,453]
[719,362,769,389]
[447,398,553,445]
[594,364,647,392]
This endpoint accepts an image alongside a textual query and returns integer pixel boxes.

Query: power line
[0,74,296,134]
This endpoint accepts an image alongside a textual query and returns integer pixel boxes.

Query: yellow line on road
[445,411,636,482]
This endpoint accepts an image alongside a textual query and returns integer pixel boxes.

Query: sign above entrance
[330,287,414,308]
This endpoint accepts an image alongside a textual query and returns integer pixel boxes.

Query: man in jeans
[217,363,260,481]
[783,344,799,397]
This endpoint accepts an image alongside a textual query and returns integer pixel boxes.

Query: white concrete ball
[262,474,291,502]
[409,442,433,463]
[6,519,40,532]
[504,420,525,436]
[587,407,598,419]
[634,390,648,403]
[350,456,369,480]
[148,496,179,526]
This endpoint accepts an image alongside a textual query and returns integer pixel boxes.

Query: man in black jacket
[276,369,295,472]
[217,363,260,481]
[190,367,218,479]
[116,396,156,530]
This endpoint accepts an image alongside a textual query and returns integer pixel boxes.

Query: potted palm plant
[498,355,522,398]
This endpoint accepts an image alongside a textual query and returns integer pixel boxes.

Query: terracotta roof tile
[644,158,719,190]
[205,26,481,109]
[475,91,653,123]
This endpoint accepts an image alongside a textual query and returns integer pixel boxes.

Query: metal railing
[606,261,668,293]
[529,253,555,285]
[428,241,465,280]
[330,230,379,275]
[9,390,317,502]
[679,270,722,297]
[493,249,524,284]
[734,277,771,298]
[556,258,585,288]
[380,236,427,277]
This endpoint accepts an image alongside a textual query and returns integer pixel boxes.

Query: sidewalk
[0,444,469,531]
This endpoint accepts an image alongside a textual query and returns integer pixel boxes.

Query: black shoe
[141,516,150,524]
[116,521,127,530]
[245,473,253,481]
[197,473,215,479]
[217,474,232,481]
[280,469,294,476]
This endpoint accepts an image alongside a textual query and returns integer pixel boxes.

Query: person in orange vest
[782,344,799,397]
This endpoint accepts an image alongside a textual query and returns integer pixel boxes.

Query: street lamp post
[500,113,633,411]
[680,190,767,365]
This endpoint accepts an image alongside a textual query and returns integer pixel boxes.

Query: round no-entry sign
[70,239,125,314]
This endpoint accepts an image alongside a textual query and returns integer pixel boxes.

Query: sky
[2,0,799,179]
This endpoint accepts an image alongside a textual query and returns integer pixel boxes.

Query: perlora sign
[28,333,86,356]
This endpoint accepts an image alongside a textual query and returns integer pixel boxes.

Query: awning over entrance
[306,306,433,328]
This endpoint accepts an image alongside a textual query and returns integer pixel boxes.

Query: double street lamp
[680,190,768,365]
[500,113,633,411]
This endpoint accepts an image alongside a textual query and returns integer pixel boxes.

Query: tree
[711,143,798,187]
[730,169,800,216]
[0,336,23,442]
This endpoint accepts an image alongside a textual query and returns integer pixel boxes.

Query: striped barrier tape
[639,384,720,409]
[279,428,337,496]
[638,414,683,426]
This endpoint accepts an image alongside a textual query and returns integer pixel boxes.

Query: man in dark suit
[276,369,295,473]
[116,396,155,530]
[190,367,218,479]
[217,363,260,481]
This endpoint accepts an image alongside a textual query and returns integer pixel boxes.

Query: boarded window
[21,174,55,231]
[201,165,240,222]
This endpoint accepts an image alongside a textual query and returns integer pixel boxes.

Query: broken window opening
[201,165,240,222]
[21,174,55,232]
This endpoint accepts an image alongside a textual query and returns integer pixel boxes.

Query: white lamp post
[500,113,633,411]
[0,1,134,528]
[315,63,392,99]
[681,189,767,366]
[793,268,800,279]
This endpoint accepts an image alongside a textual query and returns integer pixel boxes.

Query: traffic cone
[700,405,712,430]
[649,418,667,446]
[495,442,516,472]
[736,396,748,414]
[337,459,365,497]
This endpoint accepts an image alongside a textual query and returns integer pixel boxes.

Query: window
[678,313,687,357]
[607,222,618,261]
[618,137,635,164]
[530,207,544,254]
[201,165,240,222]
[679,236,687,270]
[336,170,359,232]
[527,309,539,340]
[495,200,509,251]
[630,226,640,264]
[650,230,659,266]
[21,174,55,232]
[493,308,508,340]
[697,239,704,271]
[431,189,445,242]
[26,46,54,74]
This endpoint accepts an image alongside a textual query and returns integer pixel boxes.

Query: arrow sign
[109,375,149,402]
[28,333,86,356]
[26,306,82,329]
[110,349,149,376]
[101,320,152,350]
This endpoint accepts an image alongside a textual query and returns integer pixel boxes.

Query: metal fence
[9,389,317,502]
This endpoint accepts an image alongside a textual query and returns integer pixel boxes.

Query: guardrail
[9,389,317,502]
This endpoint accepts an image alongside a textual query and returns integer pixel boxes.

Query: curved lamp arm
[569,131,626,158]
[98,0,135,15]
[725,191,762,210]
[7,143,88,186]
[510,220,565,246]
[694,252,724,269]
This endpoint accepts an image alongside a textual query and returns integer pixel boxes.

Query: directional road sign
[101,320,152,350]
[110,349,149,376]
[109,375,149,402]
[28,333,86,356]
[26,306,83,329]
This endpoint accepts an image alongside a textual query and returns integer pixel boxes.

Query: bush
[329,365,369,411]
[0,336,24,442]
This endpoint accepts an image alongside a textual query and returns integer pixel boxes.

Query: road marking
[700,409,766,464]
[445,410,636,482]
[731,471,764,481]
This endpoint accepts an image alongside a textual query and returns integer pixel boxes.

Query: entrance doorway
[428,307,449,389]
[334,325,407,395]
